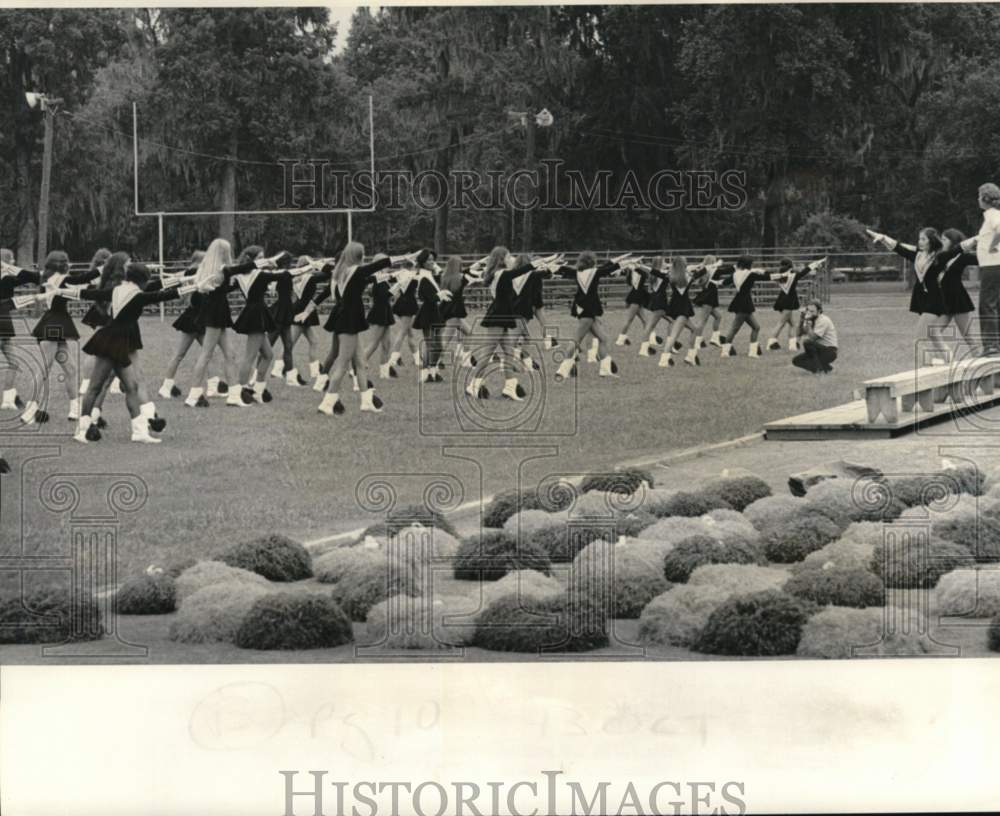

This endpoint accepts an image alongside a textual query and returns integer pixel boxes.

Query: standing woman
[230,247,294,404]
[615,261,651,347]
[362,261,398,381]
[77,248,112,397]
[267,255,306,386]
[296,242,416,416]
[183,239,260,409]
[24,250,101,425]
[467,246,545,400]
[553,252,625,381]
[936,229,978,356]
[638,256,670,357]
[719,256,775,358]
[869,228,947,362]
[963,183,1000,356]
[658,257,697,368]
[71,262,192,444]
[765,258,825,352]
[690,255,728,348]
[0,250,42,412]
[286,258,333,391]
[387,249,432,369]
[413,265,453,383]
[438,257,481,369]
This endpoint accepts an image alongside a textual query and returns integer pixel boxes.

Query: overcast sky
[327,5,360,52]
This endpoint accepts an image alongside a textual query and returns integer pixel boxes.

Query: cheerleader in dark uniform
[413,264,456,383]
[658,257,700,368]
[438,257,482,370]
[719,256,781,358]
[935,229,978,355]
[70,262,193,444]
[509,260,556,370]
[184,239,263,409]
[869,227,948,362]
[637,256,670,357]
[615,261,651,347]
[296,242,417,416]
[282,257,333,391]
[24,250,101,425]
[77,248,113,398]
[361,265,398,381]
[467,246,549,400]
[387,249,433,370]
[231,246,294,404]
[0,249,41,412]
[159,250,230,399]
[552,252,625,381]
[689,255,728,348]
[765,258,826,352]
[267,256,306,386]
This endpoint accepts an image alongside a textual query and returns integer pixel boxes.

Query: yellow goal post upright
[132,97,376,319]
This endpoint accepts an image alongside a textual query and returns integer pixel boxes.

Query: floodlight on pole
[26,92,63,264]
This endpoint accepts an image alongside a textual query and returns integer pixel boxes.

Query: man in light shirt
[961,183,1000,355]
[792,300,838,374]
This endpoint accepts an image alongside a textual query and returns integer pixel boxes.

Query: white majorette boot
[20,400,44,425]
[249,370,258,387]
[502,377,526,401]
[720,342,735,358]
[586,338,599,363]
[185,387,203,408]
[709,331,722,348]
[312,372,329,392]
[206,377,220,398]
[459,350,475,369]
[350,370,361,392]
[412,350,421,366]
[285,368,303,387]
[252,381,268,403]
[388,351,402,369]
[766,337,781,351]
[109,378,123,395]
[67,398,80,421]
[615,333,630,347]
[658,351,674,368]
[788,337,799,352]
[78,379,90,396]
[638,341,652,357]
[748,342,762,358]
[271,359,283,378]
[555,356,577,382]
[599,355,620,377]
[158,378,175,400]
[130,415,161,444]
[73,414,93,444]
[1,388,17,410]
[543,334,557,350]
[317,391,345,416]
[226,387,252,408]
[466,377,488,399]
[359,387,383,413]
[684,347,701,366]
[308,360,321,380]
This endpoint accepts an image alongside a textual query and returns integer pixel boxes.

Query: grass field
[0,290,936,577]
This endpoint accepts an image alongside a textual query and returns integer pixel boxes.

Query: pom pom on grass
[797,606,936,658]
[743,495,803,532]
[314,548,385,584]
[215,533,313,582]
[871,537,976,589]
[704,508,756,529]
[484,488,571,529]
[639,517,713,549]
[932,507,1000,563]
[579,468,654,495]
[702,517,761,546]
[115,573,177,615]
[637,585,729,648]
[762,512,842,563]
[454,531,552,579]
[163,556,197,579]
[0,588,103,644]
[802,478,905,527]
[935,568,1000,618]
[700,474,772,512]
[235,592,354,650]
[329,563,421,622]
[694,590,816,656]
[472,593,608,653]
[526,523,614,565]
[942,462,985,497]
[390,524,461,560]
[175,561,269,602]
[663,535,766,583]
[482,569,563,605]
[502,509,569,538]
[364,595,466,650]
[783,567,885,608]
[641,488,681,517]
[571,540,670,619]
[795,534,880,575]
[169,583,271,644]
[653,490,733,518]
[687,563,791,595]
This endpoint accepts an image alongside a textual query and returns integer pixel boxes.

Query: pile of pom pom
[169,583,272,644]
[175,561,270,602]
[472,592,608,653]
[871,536,975,588]
[760,511,843,563]
[699,474,772,512]
[662,534,766,582]
[115,572,177,615]
[570,538,670,619]
[214,534,313,582]
[0,587,103,644]
[783,567,885,608]
[235,592,354,650]
[693,590,816,656]
[453,531,552,580]
[935,568,1000,618]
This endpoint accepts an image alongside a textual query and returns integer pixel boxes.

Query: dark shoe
[217,380,230,395]
[0,458,9,474]
[95,416,108,429]
[170,385,182,398]
[240,387,255,405]
[261,389,273,403]
[85,426,102,442]
[149,417,167,433]
[196,395,210,408]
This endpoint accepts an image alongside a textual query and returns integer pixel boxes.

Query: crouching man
[792,299,838,374]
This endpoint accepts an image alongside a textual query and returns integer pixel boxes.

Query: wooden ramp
[765,358,1000,440]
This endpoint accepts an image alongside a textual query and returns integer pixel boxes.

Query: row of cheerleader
[0,241,826,445]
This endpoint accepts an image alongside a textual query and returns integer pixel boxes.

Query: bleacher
[9,246,833,320]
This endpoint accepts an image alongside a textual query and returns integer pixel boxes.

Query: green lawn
[0,290,931,577]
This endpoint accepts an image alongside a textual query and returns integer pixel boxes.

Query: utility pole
[25,92,62,264]
[507,107,553,255]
